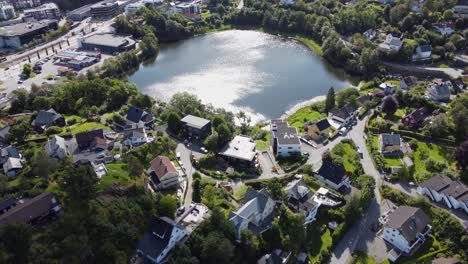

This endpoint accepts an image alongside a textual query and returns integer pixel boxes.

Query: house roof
[429,81,451,96]
[181,115,210,129]
[381,133,401,146]
[357,94,371,105]
[137,216,184,262]
[0,126,10,140]
[150,156,177,180]
[315,119,331,132]
[126,105,153,124]
[403,107,432,124]
[3,157,22,173]
[329,103,357,120]
[317,161,347,185]
[1,145,20,159]
[75,129,104,146]
[441,181,468,200]
[0,192,59,226]
[386,206,431,243]
[419,175,452,192]
[0,198,16,214]
[271,120,301,145]
[285,179,311,201]
[258,253,283,264]
[31,108,62,128]
[219,135,256,162]
[48,135,67,151]
[230,188,273,228]
[418,45,432,52]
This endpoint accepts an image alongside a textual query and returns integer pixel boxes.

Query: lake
[128,30,355,121]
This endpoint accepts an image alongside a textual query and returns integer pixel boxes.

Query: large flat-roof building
[180,115,211,140]
[271,119,301,157]
[219,135,258,167]
[79,33,136,53]
[24,2,60,20]
[7,0,42,10]
[0,19,58,48]
[66,3,93,21]
[90,1,119,18]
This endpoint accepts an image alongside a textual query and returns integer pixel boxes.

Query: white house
[417,175,468,214]
[433,22,456,36]
[284,179,320,224]
[412,45,432,62]
[271,120,301,157]
[122,127,148,146]
[383,206,431,261]
[229,188,276,239]
[428,79,452,102]
[124,2,143,15]
[315,161,351,191]
[328,103,358,128]
[379,82,397,95]
[3,157,22,178]
[45,135,69,159]
[148,156,180,190]
[137,216,187,263]
[379,33,404,52]
[363,29,376,40]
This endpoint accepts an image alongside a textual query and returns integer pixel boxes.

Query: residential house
[315,161,351,191]
[3,157,22,178]
[379,82,397,95]
[45,135,69,159]
[229,188,276,239]
[433,22,456,36]
[271,120,301,157]
[75,129,105,150]
[284,179,320,224]
[379,33,404,52]
[0,192,62,226]
[258,249,291,264]
[126,105,155,128]
[306,119,332,142]
[180,115,211,140]
[363,29,376,40]
[383,206,431,261]
[379,133,402,157]
[400,76,418,90]
[401,107,433,129]
[122,127,148,146]
[428,79,452,102]
[454,0,468,19]
[31,108,65,133]
[328,103,358,127]
[137,216,187,264]
[149,156,179,190]
[0,145,20,165]
[412,45,432,62]
[357,94,371,105]
[219,135,258,168]
[417,175,468,214]
[0,125,10,145]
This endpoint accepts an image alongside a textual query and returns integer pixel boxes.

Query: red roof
[150,156,177,180]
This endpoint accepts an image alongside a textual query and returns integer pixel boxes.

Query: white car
[408,182,416,187]
[200,147,208,153]
[176,152,181,159]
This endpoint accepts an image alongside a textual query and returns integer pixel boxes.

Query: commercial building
[55,49,101,70]
[0,2,15,20]
[66,3,93,21]
[90,1,119,19]
[79,33,136,54]
[7,0,42,9]
[24,2,60,19]
[180,115,211,139]
[271,119,301,157]
[0,19,57,48]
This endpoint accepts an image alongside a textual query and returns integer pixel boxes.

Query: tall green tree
[381,96,398,116]
[200,232,234,264]
[325,87,335,113]
[167,112,181,133]
[127,156,144,180]
[1,224,32,264]
[158,195,178,219]
[59,165,98,205]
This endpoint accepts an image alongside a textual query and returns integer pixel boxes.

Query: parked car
[303,151,309,156]
[408,182,416,187]
[200,147,208,153]
[176,206,185,216]
[176,152,181,159]
[339,127,348,136]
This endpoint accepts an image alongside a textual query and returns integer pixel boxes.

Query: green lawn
[397,236,445,264]
[97,163,141,191]
[331,142,360,174]
[255,140,269,151]
[308,227,332,263]
[351,252,390,264]
[64,115,86,123]
[413,142,455,182]
[70,122,110,135]
[286,106,324,131]
[383,109,406,123]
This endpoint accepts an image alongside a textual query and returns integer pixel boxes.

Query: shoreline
[280,95,326,120]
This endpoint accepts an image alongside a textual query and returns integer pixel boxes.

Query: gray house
[180,115,211,139]
[428,80,451,102]
[31,109,65,133]
[46,135,69,159]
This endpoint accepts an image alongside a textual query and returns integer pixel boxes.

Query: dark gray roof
[0,198,16,214]
[271,120,300,145]
[137,216,178,262]
[0,126,10,140]
[315,119,331,131]
[258,253,283,264]
[381,133,401,146]
[329,103,357,120]
[126,106,153,124]
[317,161,347,184]
[419,175,452,192]
[181,115,210,129]
[441,181,468,200]
[75,129,104,146]
[243,188,271,209]
[418,45,432,52]
[1,145,20,159]
[386,206,430,243]
[31,108,62,128]
[0,20,57,37]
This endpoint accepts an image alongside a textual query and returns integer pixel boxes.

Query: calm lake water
[129,30,355,121]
